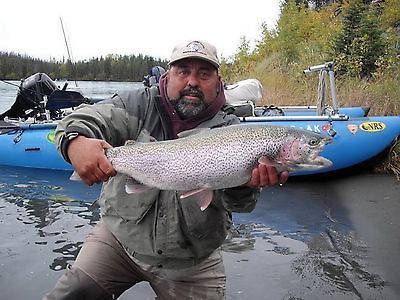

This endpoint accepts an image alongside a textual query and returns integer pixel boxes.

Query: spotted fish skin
[105,124,333,192]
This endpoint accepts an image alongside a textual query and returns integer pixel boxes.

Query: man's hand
[68,136,116,186]
[246,163,288,188]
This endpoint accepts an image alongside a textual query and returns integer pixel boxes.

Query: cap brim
[168,55,219,69]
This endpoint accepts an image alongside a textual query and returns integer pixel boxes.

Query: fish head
[278,129,333,171]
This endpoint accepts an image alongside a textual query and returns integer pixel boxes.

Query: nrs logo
[359,122,386,132]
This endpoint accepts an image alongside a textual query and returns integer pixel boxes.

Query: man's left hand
[246,164,288,188]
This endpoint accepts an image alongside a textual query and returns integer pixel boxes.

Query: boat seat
[257,105,285,116]
[229,101,255,117]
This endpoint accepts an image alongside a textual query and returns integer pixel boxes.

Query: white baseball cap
[169,40,220,69]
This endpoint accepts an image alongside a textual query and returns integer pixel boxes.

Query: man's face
[167,58,220,119]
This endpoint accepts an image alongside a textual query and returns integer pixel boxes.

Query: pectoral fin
[258,156,275,166]
[125,177,152,194]
[258,157,289,173]
[180,188,214,211]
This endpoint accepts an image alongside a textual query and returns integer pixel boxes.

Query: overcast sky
[0,0,281,62]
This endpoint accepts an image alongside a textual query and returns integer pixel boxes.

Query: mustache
[180,87,204,99]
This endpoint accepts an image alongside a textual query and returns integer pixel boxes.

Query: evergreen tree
[333,0,384,78]
[0,52,167,81]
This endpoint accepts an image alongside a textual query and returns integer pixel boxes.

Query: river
[0,80,399,299]
[0,78,141,113]
[0,167,398,299]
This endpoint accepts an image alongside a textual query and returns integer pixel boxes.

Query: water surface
[0,79,140,113]
[0,167,398,299]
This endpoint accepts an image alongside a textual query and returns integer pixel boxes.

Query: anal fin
[125,177,151,194]
[180,188,214,211]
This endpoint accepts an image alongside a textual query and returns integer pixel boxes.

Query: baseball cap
[169,40,220,69]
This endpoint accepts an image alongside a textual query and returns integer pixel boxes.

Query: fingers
[246,164,289,188]
[97,161,117,182]
[68,137,116,186]
[77,163,116,186]
[100,140,113,150]
[257,164,279,186]
[94,141,116,182]
[247,168,260,188]
[279,171,289,185]
[263,164,280,186]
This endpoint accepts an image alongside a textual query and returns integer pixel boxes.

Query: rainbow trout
[104,124,333,210]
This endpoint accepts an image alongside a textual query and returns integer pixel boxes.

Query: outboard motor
[0,73,59,120]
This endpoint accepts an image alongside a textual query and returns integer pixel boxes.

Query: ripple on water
[286,228,387,299]
[222,221,393,299]
[1,171,398,299]
[0,179,100,280]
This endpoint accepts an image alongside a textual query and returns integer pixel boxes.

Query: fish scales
[105,124,333,192]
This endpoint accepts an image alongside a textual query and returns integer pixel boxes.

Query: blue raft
[0,114,399,176]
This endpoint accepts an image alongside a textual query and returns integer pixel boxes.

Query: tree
[333,0,384,78]
[0,52,167,81]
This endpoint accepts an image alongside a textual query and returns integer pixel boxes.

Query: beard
[172,87,209,119]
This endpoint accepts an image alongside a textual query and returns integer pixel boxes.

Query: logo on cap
[184,41,206,55]
[169,40,220,68]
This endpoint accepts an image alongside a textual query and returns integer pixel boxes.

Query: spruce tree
[333,0,384,78]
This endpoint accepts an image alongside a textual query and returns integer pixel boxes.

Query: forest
[0,52,168,82]
[220,0,399,117]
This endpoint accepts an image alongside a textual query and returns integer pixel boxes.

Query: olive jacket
[55,85,260,269]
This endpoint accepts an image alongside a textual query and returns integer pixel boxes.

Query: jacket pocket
[179,193,229,239]
[178,194,231,257]
[102,175,159,224]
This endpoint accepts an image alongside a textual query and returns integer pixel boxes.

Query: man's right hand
[67,136,116,186]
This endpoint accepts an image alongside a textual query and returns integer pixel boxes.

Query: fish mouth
[284,153,332,172]
[311,137,333,169]
[323,136,334,144]
[308,137,333,165]
[312,156,333,168]
[291,156,333,171]
[306,143,333,169]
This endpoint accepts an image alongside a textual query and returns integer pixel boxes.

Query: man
[44,40,288,300]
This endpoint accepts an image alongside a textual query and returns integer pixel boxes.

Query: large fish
[103,124,333,210]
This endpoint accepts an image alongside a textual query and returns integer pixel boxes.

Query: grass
[374,138,400,180]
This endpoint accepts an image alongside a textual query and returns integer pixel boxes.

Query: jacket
[55,85,260,269]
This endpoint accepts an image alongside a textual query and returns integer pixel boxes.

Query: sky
[0,0,281,62]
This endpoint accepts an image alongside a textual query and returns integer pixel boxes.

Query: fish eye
[308,138,320,147]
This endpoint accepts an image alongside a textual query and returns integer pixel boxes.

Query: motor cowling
[0,73,59,120]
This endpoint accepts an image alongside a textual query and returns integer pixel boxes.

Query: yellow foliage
[221,1,400,116]
[380,0,400,28]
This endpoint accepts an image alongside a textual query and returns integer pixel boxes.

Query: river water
[0,80,399,299]
[0,78,140,113]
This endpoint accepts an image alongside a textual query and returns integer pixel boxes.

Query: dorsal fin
[124,140,136,146]
[177,128,210,138]
[136,129,158,143]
